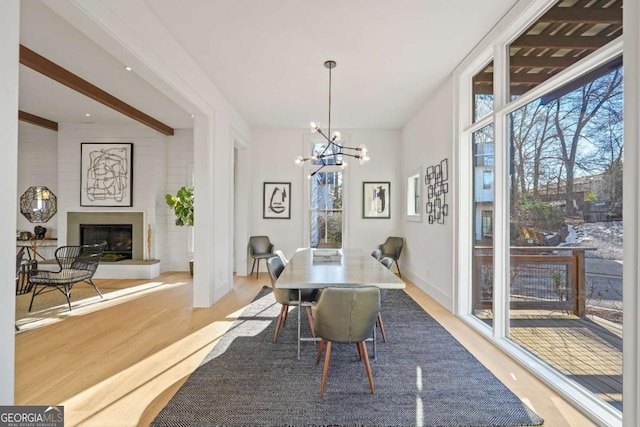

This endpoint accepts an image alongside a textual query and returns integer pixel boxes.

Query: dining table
[276,248,406,359]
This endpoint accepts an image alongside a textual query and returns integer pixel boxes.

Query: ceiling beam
[19,45,174,136]
[540,7,621,24]
[509,55,580,69]
[512,34,613,50]
[18,110,58,132]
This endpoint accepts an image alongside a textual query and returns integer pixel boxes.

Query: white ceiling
[19,0,519,132]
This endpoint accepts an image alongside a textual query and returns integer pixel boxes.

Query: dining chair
[28,241,107,311]
[371,249,382,260]
[313,286,380,397]
[273,249,289,265]
[378,236,404,277]
[376,256,396,343]
[15,248,26,331]
[249,236,275,278]
[266,256,317,343]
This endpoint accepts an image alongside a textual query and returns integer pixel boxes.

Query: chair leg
[255,259,260,278]
[316,339,325,364]
[28,285,38,312]
[320,341,332,397]
[305,306,316,344]
[356,340,363,361]
[87,279,103,298]
[376,313,387,343]
[250,258,257,276]
[273,305,287,343]
[359,341,375,394]
[395,260,401,277]
[63,284,73,311]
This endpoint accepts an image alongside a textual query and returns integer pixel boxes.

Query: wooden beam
[512,34,614,50]
[19,45,174,136]
[540,7,621,24]
[509,55,579,69]
[18,110,58,132]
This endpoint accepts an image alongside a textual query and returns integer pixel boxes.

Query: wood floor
[15,272,596,426]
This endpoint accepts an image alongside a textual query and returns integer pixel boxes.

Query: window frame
[454,0,624,424]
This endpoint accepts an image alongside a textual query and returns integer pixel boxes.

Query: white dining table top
[276,248,405,290]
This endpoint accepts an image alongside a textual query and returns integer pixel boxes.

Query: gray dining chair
[371,249,382,260]
[377,256,395,343]
[249,236,275,278]
[379,236,404,277]
[266,256,318,343]
[313,286,380,397]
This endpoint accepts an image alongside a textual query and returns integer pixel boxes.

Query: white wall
[164,129,194,271]
[0,0,20,404]
[16,123,58,237]
[400,77,455,310]
[250,129,401,261]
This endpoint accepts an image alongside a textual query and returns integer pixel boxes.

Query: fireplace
[67,212,144,260]
[80,224,133,260]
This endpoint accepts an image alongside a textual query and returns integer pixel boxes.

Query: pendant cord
[328,65,332,140]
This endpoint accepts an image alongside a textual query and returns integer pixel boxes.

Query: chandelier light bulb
[332,131,341,141]
[295,155,305,166]
[310,122,319,132]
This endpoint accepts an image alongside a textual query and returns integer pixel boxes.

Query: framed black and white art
[80,143,133,207]
[263,182,291,219]
[363,181,390,219]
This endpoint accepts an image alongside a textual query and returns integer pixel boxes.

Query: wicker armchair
[28,241,107,311]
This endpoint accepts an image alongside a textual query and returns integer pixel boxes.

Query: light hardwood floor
[15,272,596,426]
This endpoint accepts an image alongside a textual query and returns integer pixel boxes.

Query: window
[472,61,494,122]
[406,169,422,221]
[308,142,344,248]
[482,170,492,190]
[458,0,623,419]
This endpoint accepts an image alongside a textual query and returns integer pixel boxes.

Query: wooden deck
[508,315,622,410]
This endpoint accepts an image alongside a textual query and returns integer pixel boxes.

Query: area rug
[152,287,543,427]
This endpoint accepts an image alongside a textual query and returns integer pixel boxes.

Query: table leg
[297,289,301,360]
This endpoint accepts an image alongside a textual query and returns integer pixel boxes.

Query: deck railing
[473,247,596,316]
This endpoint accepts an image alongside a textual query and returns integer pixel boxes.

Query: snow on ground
[562,220,623,260]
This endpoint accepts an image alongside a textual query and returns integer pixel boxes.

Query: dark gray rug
[152,287,543,427]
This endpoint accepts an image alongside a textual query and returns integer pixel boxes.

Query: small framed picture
[263,182,291,219]
[363,182,390,218]
[80,142,133,207]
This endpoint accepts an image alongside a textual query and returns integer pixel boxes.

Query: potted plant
[165,186,194,274]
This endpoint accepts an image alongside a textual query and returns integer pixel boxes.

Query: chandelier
[295,60,369,177]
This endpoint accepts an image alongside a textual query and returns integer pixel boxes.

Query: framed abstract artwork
[263,182,291,219]
[80,143,133,207]
[363,181,390,219]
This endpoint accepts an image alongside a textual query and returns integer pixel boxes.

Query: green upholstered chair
[266,255,318,343]
[249,236,275,278]
[313,286,380,397]
[378,236,404,277]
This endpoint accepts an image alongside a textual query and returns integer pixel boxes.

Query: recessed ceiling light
[124,66,132,71]
[85,113,91,117]
[190,114,195,118]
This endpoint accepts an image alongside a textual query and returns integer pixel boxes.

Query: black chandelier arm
[309,164,327,177]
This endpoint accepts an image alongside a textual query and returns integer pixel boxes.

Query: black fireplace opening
[80,224,133,260]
